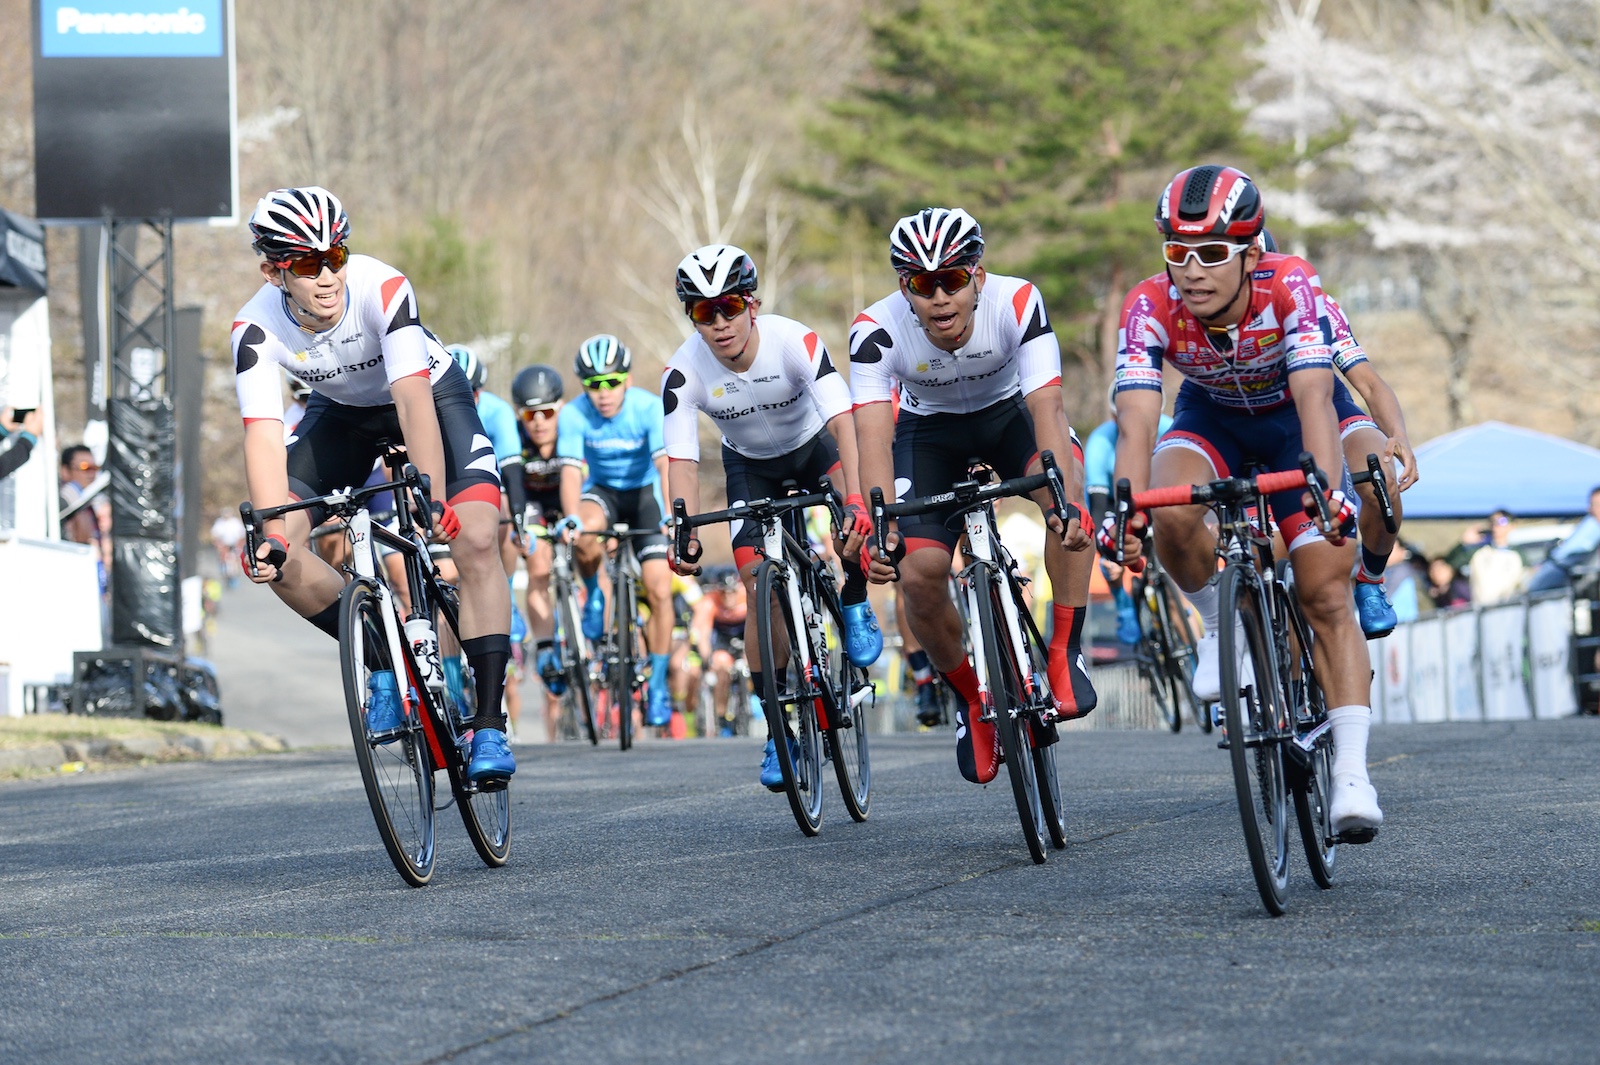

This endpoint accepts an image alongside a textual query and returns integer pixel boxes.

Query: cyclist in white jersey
[232,186,515,783]
[662,244,879,789]
[850,208,1096,787]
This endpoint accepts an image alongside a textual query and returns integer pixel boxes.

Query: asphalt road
[2,709,1598,1063]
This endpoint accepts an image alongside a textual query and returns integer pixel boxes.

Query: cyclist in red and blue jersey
[555,334,676,729]
[1102,165,1381,839]
[851,207,1097,787]
[232,186,515,783]
[661,244,879,789]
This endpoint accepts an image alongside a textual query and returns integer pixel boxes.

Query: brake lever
[1366,452,1397,535]
[869,486,898,580]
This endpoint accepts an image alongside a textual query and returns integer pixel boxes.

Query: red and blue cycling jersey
[1114,252,1333,413]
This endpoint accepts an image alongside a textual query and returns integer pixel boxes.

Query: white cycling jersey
[231,254,449,421]
[661,313,852,461]
[847,273,1061,415]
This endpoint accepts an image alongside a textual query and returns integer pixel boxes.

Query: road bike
[1129,547,1202,733]
[871,451,1071,864]
[582,526,662,751]
[674,479,872,834]
[536,523,600,745]
[240,456,510,887]
[694,633,756,738]
[1111,452,1395,913]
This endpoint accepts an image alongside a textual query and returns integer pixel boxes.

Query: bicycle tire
[557,583,599,745]
[1219,564,1290,915]
[1155,577,1203,733]
[755,560,823,835]
[435,584,511,868]
[340,579,436,887]
[815,579,870,822]
[1278,565,1337,889]
[1136,586,1182,733]
[614,572,635,752]
[974,565,1047,864]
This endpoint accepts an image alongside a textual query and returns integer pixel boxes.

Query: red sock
[1048,603,1097,721]
[943,659,998,783]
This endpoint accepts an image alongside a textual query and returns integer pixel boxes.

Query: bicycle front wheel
[614,574,636,752]
[755,560,823,835]
[974,565,1047,864]
[340,579,436,887]
[1219,565,1290,915]
[435,583,511,868]
[816,580,870,822]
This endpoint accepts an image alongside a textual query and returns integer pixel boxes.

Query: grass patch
[0,713,278,751]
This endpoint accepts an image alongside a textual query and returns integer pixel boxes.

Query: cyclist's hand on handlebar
[1053,503,1091,552]
[1095,512,1148,563]
[840,493,872,563]
[553,514,582,545]
[668,539,702,577]
[243,533,289,584]
[1303,488,1357,546]
[1386,436,1419,491]
[865,530,904,584]
[430,500,461,541]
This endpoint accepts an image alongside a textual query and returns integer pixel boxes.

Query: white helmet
[888,207,984,273]
[674,244,758,303]
[249,186,350,263]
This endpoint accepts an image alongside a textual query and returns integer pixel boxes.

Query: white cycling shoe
[1330,774,1384,840]
[1192,630,1222,702]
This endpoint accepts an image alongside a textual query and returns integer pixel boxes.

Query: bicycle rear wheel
[1279,568,1337,889]
[557,584,598,745]
[815,579,870,822]
[1219,565,1290,915]
[614,573,636,752]
[974,565,1047,864]
[435,584,511,868]
[1154,578,1202,733]
[340,579,436,887]
[755,560,823,835]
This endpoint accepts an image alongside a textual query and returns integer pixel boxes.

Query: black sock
[841,563,869,606]
[1360,545,1387,579]
[462,633,511,731]
[906,649,932,684]
[749,671,770,733]
[306,600,341,640]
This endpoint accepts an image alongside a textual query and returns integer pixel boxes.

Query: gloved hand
[430,500,461,540]
[1095,511,1147,566]
[1304,488,1357,545]
[243,533,289,583]
[843,493,873,542]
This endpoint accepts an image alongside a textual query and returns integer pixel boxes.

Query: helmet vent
[1179,166,1221,220]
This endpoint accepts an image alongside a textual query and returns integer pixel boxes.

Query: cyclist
[555,333,676,729]
[851,207,1097,786]
[662,243,879,788]
[1085,382,1175,646]
[509,363,570,733]
[1102,164,1381,837]
[232,186,514,783]
[1259,230,1418,639]
[691,565,754,736]
[448,343,528,580]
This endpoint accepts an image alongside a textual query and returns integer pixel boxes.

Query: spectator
[1467,509,1525,605]
[1444,521,1488,575]
[0,406,42,480]
[1525,485,1600,594]
[210,508,247,587]
[1425,557,1471,609]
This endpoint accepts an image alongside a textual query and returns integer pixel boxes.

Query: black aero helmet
[512,364,564,409]
[574,334,630,378]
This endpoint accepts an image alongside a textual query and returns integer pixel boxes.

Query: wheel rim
[1222,569,1290,914]
[817,589,870,820]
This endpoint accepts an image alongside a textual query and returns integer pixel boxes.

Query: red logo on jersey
[380,275,406,311]
[804,332,819,360]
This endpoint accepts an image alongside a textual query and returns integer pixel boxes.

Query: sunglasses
[1161,240,1252,268]
[583,374,627,391]
[280,244,350,278]
[519,406,560,421]
[902,266,975,299]
[73,461,99,471]
[687,293,753,326]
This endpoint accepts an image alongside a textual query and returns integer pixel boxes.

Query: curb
[0,732,289,775]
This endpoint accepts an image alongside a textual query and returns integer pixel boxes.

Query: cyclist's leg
[1342,412,1403,636]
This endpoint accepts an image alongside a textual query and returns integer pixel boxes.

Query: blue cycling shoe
[536,647,567,695]
[467,727,516,783]
[759,736,799,791]
[646,686,673,727]
[581,588,606,641]
[510,604,528,645]
[366,671,404,742]
[1354,579,1398,639]
[1115,605,1141,646]
[842,601,883,667]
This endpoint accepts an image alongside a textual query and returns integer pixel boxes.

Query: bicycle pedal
[1330,826,1378,846]
[470,776,511,793]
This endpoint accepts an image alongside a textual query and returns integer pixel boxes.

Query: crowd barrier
[1367,592,1579,722]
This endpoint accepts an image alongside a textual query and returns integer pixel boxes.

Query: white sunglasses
[1161,240,1253,268]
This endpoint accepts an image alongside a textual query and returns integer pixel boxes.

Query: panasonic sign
[41,2,222,57]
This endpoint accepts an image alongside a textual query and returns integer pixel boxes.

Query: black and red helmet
[1154,165,1265,240]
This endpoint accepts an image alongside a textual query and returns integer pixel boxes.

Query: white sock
[1327,704,1372,782]
[1187,580,1220,634]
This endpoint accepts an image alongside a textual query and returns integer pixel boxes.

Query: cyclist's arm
[1023,383,1082,521]
[1289,366,1344,502]
[555,404,586,522]
[242,418,291,545]
[853,400,895,512]
[391,373,448,508]
[560,464,584,524]
[824,411,863,500]
[1341,361,1417,490]
[1111,388,1162,497]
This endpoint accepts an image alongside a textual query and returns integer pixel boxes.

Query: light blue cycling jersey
[475,389,522,468]
[1083,413,1173,497]
[556,387,665,492]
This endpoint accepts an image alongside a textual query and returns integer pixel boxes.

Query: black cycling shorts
[286,361,500,525]
[722,430,842,563]
[581,483,669,562]
[892,392,1081,553]
[525,490,564,530]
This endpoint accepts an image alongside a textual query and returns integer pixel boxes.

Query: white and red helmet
[1154,165,1265,240]
[248,186,351,263]
[675,244,759,303]
[888,207,984,273]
